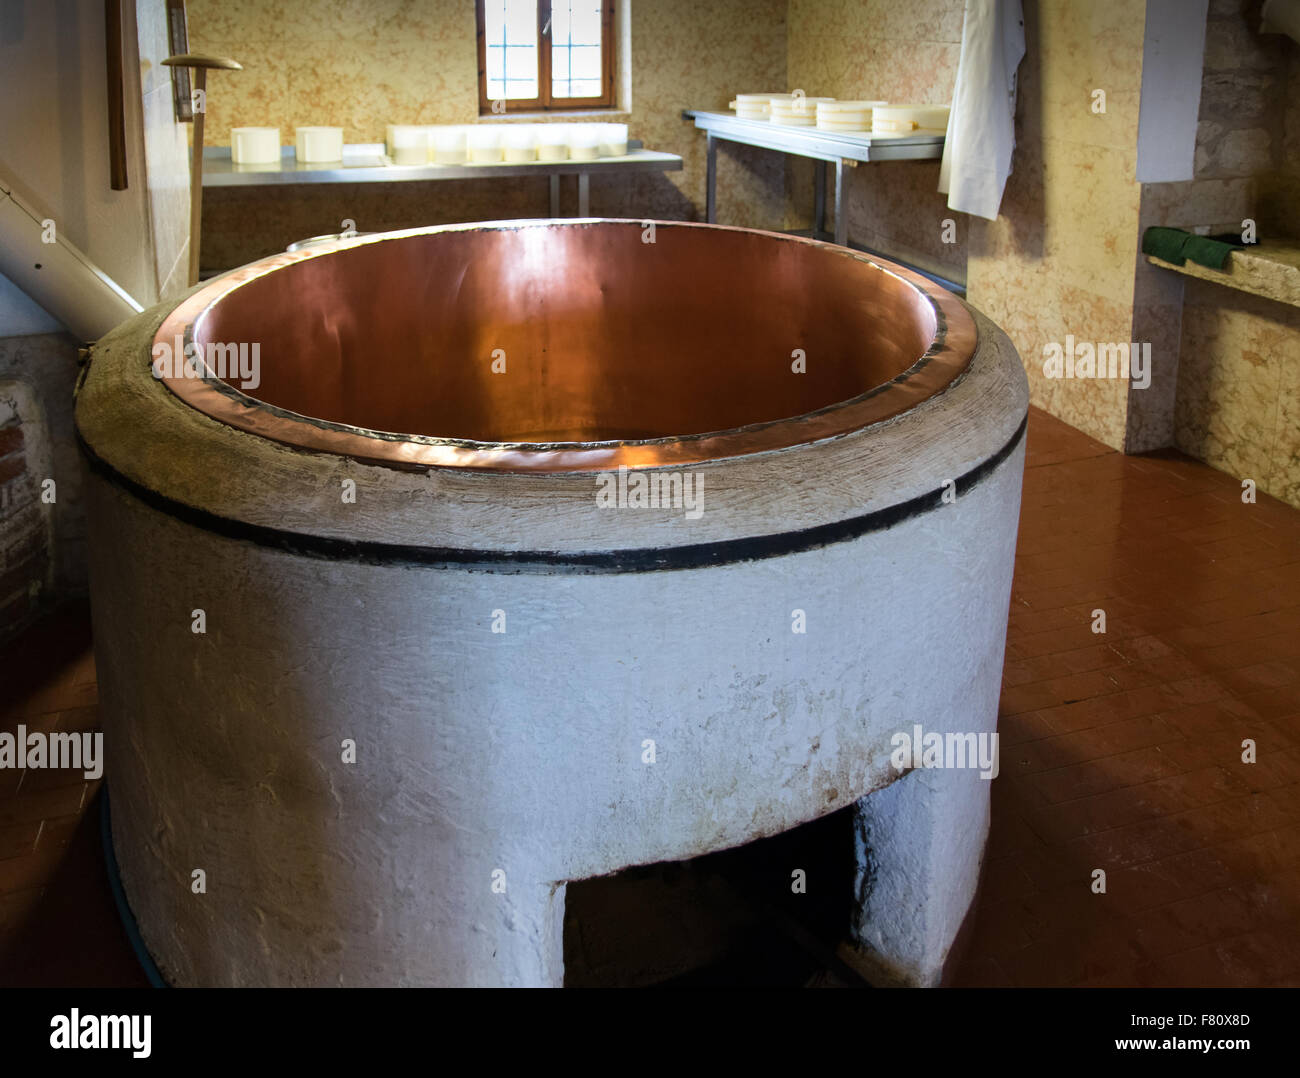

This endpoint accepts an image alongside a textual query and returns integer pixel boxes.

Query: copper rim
[153,220,977,474]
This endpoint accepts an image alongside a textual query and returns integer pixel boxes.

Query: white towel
[938,0,1026,221]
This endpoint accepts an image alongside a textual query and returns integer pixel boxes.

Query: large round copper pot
[155,219,974,469]
[76,220,1028,987]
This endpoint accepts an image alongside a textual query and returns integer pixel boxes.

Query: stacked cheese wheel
[386,122,629,165]
[770,95,834,126]
[734,92,781,120]
[871,104,951,135]
[815,100,887,133]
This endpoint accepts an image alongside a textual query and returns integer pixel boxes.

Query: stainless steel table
[684,110,944,246]
[202,142,683,217]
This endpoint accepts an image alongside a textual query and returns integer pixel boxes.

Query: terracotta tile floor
[0,607,145,986]
[1,405,1297,987]
[955,408,1300,988]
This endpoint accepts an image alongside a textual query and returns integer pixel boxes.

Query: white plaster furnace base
[76,224,1028,987]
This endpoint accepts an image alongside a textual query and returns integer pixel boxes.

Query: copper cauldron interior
[194,222,945,445]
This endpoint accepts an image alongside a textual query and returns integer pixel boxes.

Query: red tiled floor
[0,602,145,986]
[0,406,1296,987]
[955,408,1300,987]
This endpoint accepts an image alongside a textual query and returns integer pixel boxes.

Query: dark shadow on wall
[0,333,88,641]
[0,0,24,46]
[201,173,701,274]
[53,0,89,254]
[589,171,698,223]
[972,0,1046,264]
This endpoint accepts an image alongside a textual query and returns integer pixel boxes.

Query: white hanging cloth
[938,0,1026,221]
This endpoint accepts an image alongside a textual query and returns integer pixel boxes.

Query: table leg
[705,133,717,223]
[550,174,560,218]
[578,172,590,217]
[814,160,826,239]
[834,158,847,247]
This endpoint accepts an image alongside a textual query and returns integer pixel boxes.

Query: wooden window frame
[476,1,616,114]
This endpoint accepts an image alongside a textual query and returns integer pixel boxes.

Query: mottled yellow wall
[964,0,1147,452]
[784,0,965,283]
[969,0,1300,478]
[1175,282,1300,506]
[1260,39,1300,231]
[786,0,1299,478]
[185,0,476,141]
[185,0,1300,505]
[1139,0,1300,504]
[784,0,1152,452]
[187,0,789,269]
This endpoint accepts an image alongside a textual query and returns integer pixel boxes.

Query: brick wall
[0,333,87,643]
[0,415,51,636]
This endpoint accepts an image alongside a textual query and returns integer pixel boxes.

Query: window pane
[571,44,600,80]
[484,0,539,101]
[551,47,570,82]
[551,1,603,99]
[569,4,601,41]
[551,1,602,45]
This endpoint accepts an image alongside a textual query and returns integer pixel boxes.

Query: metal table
[684,110,944,246]
[202,142,683,217]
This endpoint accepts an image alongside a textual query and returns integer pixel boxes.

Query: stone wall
[0,334,86,641]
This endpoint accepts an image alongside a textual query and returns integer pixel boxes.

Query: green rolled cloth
[1142,226,1244,270]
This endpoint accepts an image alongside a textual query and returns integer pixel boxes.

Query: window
[477,1,616,113]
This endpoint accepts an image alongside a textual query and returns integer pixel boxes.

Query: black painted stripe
[77,414,1027,575]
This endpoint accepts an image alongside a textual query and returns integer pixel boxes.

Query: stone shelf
[1146,239,1300,310]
